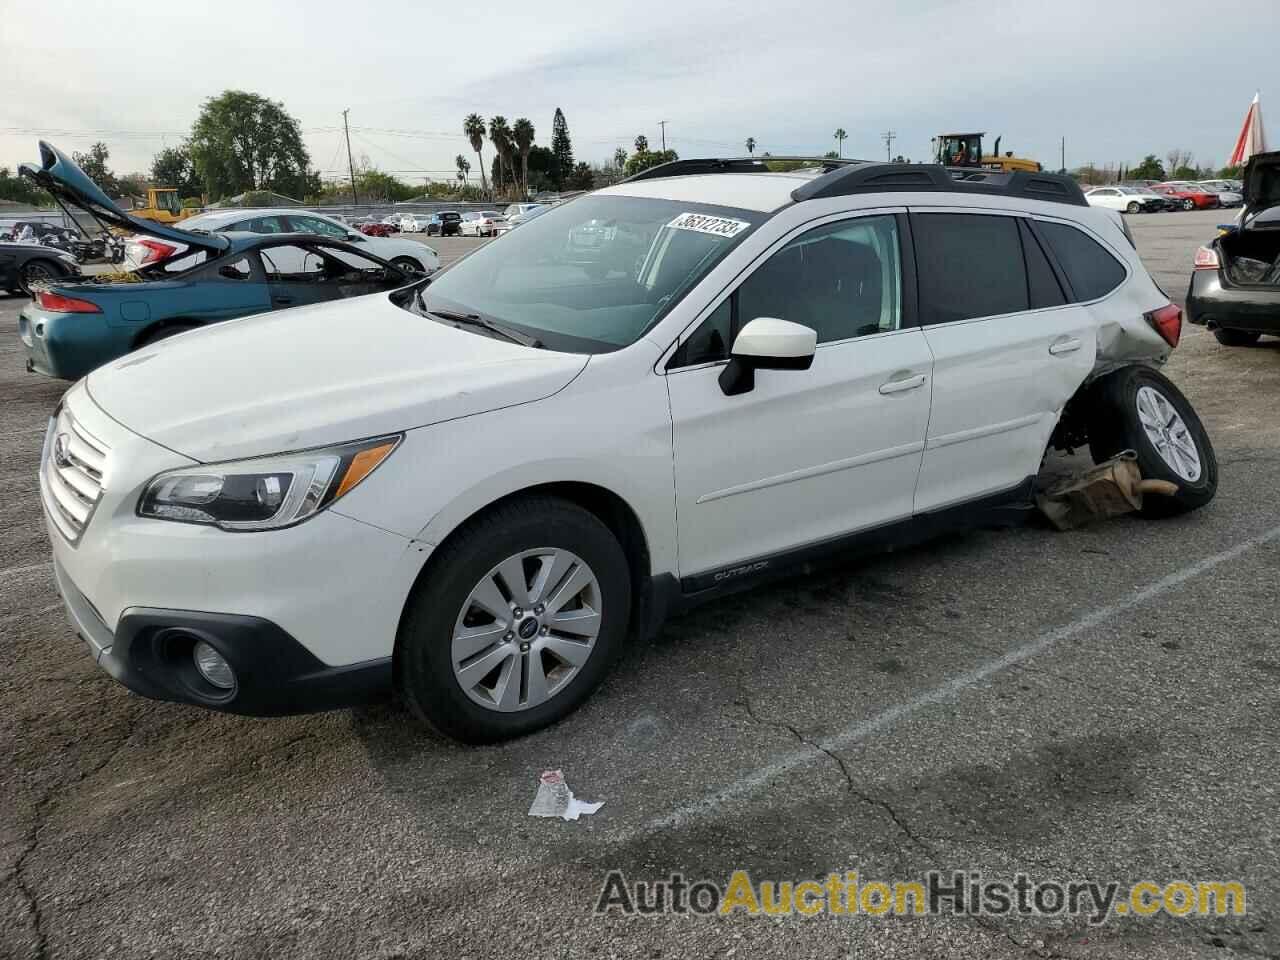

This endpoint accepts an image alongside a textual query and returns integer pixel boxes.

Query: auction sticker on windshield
[667,212,751,238]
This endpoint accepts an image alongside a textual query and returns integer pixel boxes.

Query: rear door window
[912,213,1028,324]
[1035,221,1126,301]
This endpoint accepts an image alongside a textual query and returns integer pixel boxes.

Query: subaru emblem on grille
[53,433,72,468]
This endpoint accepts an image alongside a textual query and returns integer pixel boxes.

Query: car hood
[18,141,228,256]
[85,293,589,462]
[1243,151,1280,221]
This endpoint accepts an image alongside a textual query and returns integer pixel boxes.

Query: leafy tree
[634,134,649,154]
[1128,154,1166,181]
[833,128,848,158]
[464,113,489,196]
[512,118,535,198]
[188,91,313,199]
[1165,149,1193,180]
[822,150,839,160]
[150,145,203,198]
[567,162,595,191]
[612,147,627,171]
[72,142,119,195]
[1171,165,1199,181]
[624,149,678,177]
[745,137,756,155]
[0,166,51,206]
[1218,164,1242,179]
[551,108,574,189]
[525,145,556,193]
[455,154,471,184]
[116,173,151,200]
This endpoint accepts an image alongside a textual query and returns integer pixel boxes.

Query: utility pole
[882,129,896,162]
[1060,136,1066,175]
[658,120,668,152]
[343,108,359,207]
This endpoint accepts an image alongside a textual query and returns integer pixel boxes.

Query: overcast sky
[2,0,1274,183]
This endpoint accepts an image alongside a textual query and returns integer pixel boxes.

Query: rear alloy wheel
[1087,366,1217,517]
[18,259,59,297]
[1213,328,1261,347]
[1126,201,1141,214]
[397,496,630,742]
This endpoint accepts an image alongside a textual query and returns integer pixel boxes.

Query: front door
[666,212,934,584]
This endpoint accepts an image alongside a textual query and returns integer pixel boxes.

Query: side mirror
[718,317,816,396]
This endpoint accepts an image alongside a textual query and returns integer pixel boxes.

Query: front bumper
[1186,269,1280,333]
[53,560,392,715]
[40,385,428,714]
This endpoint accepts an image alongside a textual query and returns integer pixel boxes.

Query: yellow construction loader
[934,133,1042,174]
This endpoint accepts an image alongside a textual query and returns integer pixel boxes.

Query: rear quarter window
[1036,221,1127,301]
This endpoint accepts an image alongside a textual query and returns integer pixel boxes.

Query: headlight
[138,435,400,531]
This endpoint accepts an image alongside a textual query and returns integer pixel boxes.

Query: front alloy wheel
[398,496,630,742]
[452,548,603,712]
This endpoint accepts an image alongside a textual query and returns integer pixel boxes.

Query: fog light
[193,640,235,690]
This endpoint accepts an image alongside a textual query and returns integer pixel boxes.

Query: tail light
[135,238,177,264]
[1193,245,1221,270]
[1145,303,1183,348]
[36,291,101,313]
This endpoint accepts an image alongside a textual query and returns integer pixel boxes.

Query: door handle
[878,374,927,395]
[1049,337,1082,356]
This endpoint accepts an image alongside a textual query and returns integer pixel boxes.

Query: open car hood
[18,141,228,255]
[1243,151,1280,220]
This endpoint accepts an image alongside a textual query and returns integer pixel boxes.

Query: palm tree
[455,154,470,185]
[489,116,511,195]
[834,128,848,158]
[512,117,535,198]
[745,137,756,156]
[463,113,489,195]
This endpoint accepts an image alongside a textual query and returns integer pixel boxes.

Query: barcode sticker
[667,212,751,238]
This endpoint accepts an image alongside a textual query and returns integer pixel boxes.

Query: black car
[1186,151,1280,346]
[0,241,81,296]
[429,211,462,236]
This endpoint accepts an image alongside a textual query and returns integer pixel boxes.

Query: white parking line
[644,522,1280,833]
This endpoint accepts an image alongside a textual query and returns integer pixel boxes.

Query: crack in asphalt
[8,702,155,960]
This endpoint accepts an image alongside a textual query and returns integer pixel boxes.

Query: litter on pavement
[528,769,605,821]
[1036,451,1179,531]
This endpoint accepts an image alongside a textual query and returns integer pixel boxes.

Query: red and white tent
[1229,92,1268,167]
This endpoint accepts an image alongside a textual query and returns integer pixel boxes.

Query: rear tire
[397,496,631,743]
[18,259,62,297]
[1213,328,1261,347]
[1086,366,1217,517]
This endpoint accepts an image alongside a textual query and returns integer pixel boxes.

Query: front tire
[1087,366,1217,517]
[1213,328,1260,347]
[390,256,423,274]
[397,496,631,743]
[1182,199,1195,211]
[1126,201,1141,214]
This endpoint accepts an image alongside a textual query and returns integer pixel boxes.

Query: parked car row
[1086,180,1243,213]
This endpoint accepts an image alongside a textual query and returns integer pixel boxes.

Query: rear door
[910,210,1097,512]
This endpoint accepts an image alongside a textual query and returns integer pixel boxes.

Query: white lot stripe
[645,522,1280,833]
[1,560,52,578]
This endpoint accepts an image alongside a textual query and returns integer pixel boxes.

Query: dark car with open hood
[1187,151,1280,346]
[16,141,423,379]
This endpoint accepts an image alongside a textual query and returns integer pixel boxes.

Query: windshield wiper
[427,308,543,348]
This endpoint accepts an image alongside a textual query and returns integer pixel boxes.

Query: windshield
[408,194,765,353]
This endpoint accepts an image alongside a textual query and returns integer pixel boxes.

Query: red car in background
[354,220,396,237]
[1151,183,1222,211]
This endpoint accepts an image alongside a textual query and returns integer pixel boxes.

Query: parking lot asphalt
[4,209,1279,959]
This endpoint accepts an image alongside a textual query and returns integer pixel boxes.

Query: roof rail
[790,163,1087,206]
[620,155,869,184]
[618,154,1087,207]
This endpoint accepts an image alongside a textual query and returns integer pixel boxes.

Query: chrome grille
[41,408,108,544]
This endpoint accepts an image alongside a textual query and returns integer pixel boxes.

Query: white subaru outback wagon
[42,157,1216,742]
